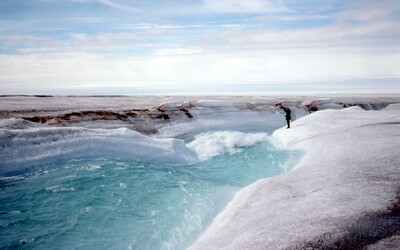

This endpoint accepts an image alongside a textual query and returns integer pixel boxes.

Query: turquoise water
[0,141,301,250]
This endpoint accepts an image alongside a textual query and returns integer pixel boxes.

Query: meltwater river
[0,131,301,250]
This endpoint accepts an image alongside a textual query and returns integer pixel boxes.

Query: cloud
[187,1,400,53]
[2,1,399,56]
[189,23,399,55]
[1,0,399,93]
[334,0,400,22]
[0,33,140,54]
[69,32,137,47]
[66,17,106,23]
[1,45,399,92]
[98,0,139,12]
[203,0,290,13]
[0,35,61,49]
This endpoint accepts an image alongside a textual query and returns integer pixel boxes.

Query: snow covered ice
[190,103,400,250]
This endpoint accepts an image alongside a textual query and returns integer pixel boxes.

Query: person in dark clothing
[283,107,291,129]
[276,103,291,129]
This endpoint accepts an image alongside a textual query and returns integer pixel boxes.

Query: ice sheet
[1,95,400,248]
[190,104,400,249]
[1,95,398,137]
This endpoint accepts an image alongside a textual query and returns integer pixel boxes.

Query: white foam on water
[119,182,128,189]
[83,164,102,171]
[45,185,76,193]
[187,131,269,161]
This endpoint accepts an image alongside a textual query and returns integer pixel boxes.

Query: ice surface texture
[190,104,400,249]
[0,127,197,176]
[1,95,396,135]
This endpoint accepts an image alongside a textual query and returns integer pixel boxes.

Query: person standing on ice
[276,103,291,129]
[283,107,291,128]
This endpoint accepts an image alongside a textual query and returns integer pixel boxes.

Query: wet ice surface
[190,104,400,250]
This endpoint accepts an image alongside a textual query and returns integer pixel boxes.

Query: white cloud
[0,33,139,54]
[154,47,204,56]
[66,17,106,23]
[190,13,400,52]
[1,46,399,91]
[43,0,140,12]
[203,0,289,13]
[0,35,61,48]
[98,0,139,12]
[69,32,137,47]
[1,0,399,93]
[334,0,400,22]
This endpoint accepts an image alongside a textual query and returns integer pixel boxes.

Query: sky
[0,0,399,94]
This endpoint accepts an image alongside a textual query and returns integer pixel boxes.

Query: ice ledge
[190,105,400,249]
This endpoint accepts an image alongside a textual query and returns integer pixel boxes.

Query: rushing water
[0,135,301,250]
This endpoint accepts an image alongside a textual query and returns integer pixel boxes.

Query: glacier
[1,95,400,249]
[190,104,400,249]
